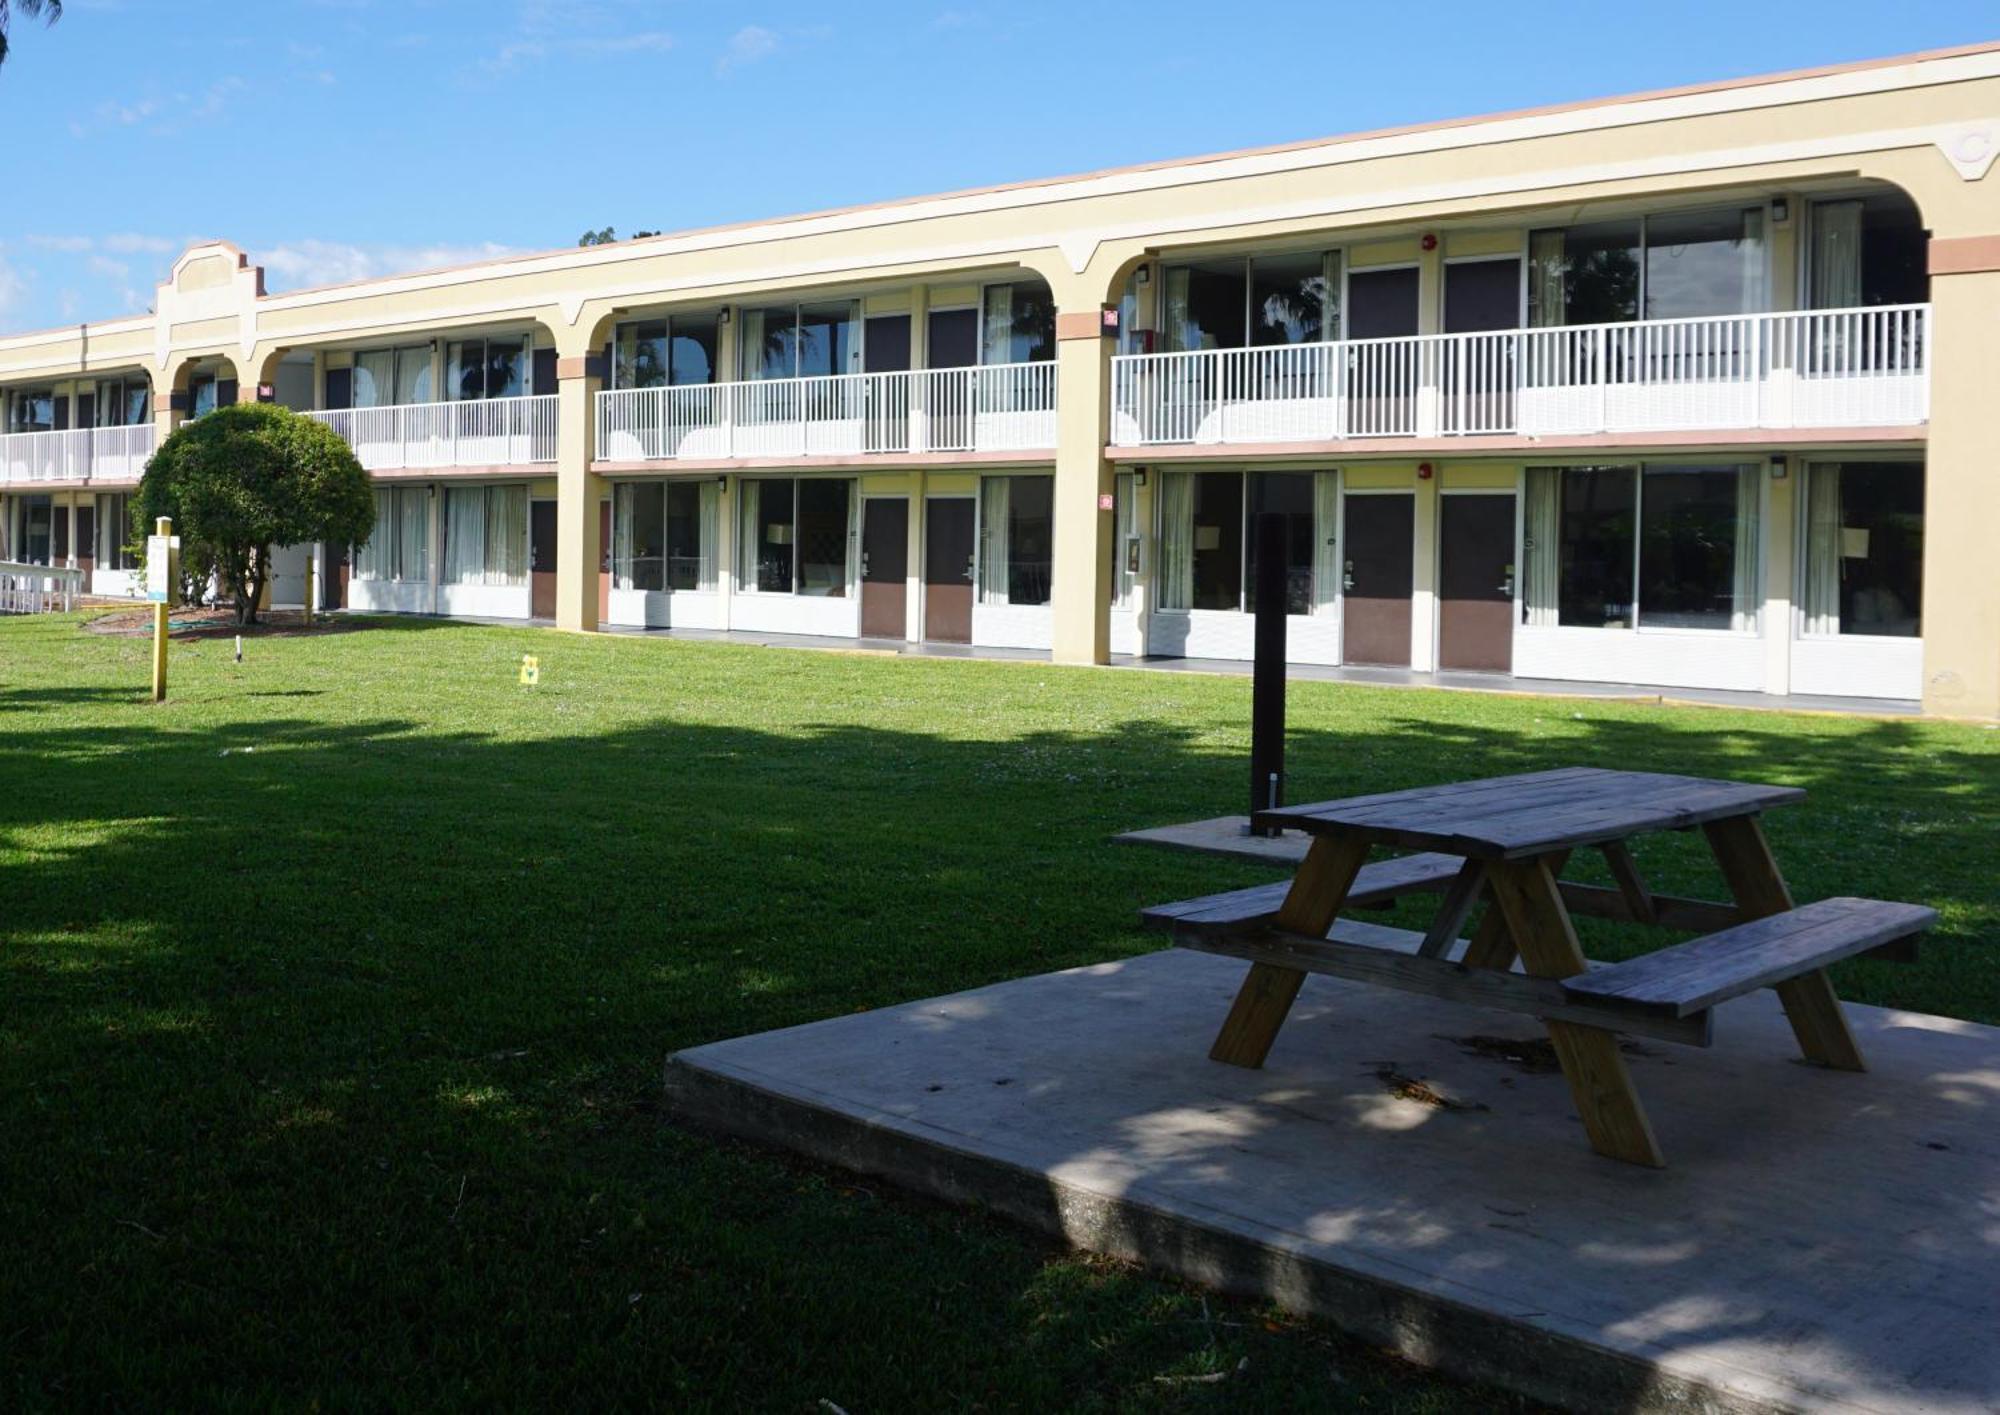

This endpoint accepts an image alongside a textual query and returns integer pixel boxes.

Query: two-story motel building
[3,43,1997,715]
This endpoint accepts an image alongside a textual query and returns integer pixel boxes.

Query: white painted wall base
[437,583,531,620]
[351,578,430,614]
[606,588,727,630]
[1110,608,1140,657]
[728,592,860,638]
[972,602,1053,651]
[1146,609,1342,665]
[1789,635,1923,700]
[1513,626,1766,692]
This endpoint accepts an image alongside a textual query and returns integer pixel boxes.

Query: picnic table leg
[1489,855,1666,1168]
[1209,833,1371,1068]
[1702,816,1866,1072]
[1460,849,1570,972]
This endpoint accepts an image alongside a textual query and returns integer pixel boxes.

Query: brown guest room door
[1342,494,1414,667]
[923,498,974,643]
[1439,495,1516,673]
[530,500,557,619]
[860,498,909,639]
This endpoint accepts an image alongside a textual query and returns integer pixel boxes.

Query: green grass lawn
[3,613,1995,1410]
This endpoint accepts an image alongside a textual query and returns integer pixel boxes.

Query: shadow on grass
[0,697,1993,1406]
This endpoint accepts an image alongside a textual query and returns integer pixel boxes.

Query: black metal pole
[1249,512,1287,837]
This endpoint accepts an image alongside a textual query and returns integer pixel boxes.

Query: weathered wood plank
[1561,897,1936,1019]
[1703,816,1868,1071]
[1140,851,1468,938]
[1208,834,1372,1068]
[1600,841,1657,925]
[1555,883,1742,933]
[1489,856,1666,1168]
[1419,859,1487,959]
[1177,921,1713,1048]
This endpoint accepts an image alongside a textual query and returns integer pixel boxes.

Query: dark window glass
[23,496,51,564]
[755,478,795,592]
[670,312,718,386]
[10,389,54,432]
[1346,267,1421,339]
[616,322,670,390]
[1250,253,1328,346]
[1557,467,1637,628]
[1444,259,1522,333]
[484,340,525,399]
[1553,220,1642,325]
[622,482,664,591]
[1638,466,1748,630]
[999,281,1055,363]
[1168,260,1248,351]
[1245,473,1315,614]
[1645,210,1763,320]
[665,482,703,590]
[1823,463,1923,636]
[796,304,858,379]
[1190,471,1245,610]
[746,307,797,380]
[1005,475,1053,606]
[795,479,850,596]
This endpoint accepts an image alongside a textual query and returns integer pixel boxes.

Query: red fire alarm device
[1418,462,1435,479]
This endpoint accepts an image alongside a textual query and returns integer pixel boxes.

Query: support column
[1762,458,1795,697]
[906,284,930,642]
[554,354,605,632]
[1920,253,2000,717]
[1410,468,1438,672]
[1050,309,1113,665]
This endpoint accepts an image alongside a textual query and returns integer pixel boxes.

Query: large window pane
[665,482,703,590]
[354,350,394,409]
[670,313,719,385]
[795,478,850,596]
[742,307,794,380]
[751,478,794,592]
[1804,463,1922,637]
[1251,253,1329,346]
[1644,209,1765,319]
[796,303,859,379]
[395,346,433,405]
[484,340,525,399]
[1005,475,1053,605]
[1245,472,1315,614]
[1190,471,1244,611]
[614,481,665,590]
[1163,260,1248,352]
[616,322,670,390]
[1638,466,1756,630]
[1555,466,1636,628]
[1534,220,1641,326]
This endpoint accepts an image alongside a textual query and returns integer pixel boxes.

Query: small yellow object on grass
[519,654,540,687]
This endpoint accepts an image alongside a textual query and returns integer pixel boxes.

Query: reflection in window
[447,339,526,400]
[1803,463,1922,637]
[1807,193,1928,310]
[737,478,851,596]
[1188,471,1243,610]
[1245,472,1316,615]
[1638,466,1758,630]
[977,475,1053,606]
[1522,465,1758,631]
[979,281,1055,365]
[188,376,218,419]
[8,389,55,432]
[1528,209,1768,326]
[1161,253,1338,353]
[739,304,860,380]
[612,481,665,590]
[1251,254,1332,348]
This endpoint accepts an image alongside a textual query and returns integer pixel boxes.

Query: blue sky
[0,0,1992,332]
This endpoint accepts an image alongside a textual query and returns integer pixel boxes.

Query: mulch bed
[85,606,366,640]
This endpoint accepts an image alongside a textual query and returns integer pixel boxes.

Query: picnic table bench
[1139,767,1935,1167]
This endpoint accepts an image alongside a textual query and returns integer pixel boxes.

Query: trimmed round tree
[137,403,375,625]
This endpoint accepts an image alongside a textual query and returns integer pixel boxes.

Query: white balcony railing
[0,424,156,484]
[595,362,1058,463]
[308,395,558,471]
[1110,304,1931,447]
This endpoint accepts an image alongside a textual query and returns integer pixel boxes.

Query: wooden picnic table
[1141,766,1935,1167]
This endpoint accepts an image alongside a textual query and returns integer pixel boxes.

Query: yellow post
[150,516,172,703]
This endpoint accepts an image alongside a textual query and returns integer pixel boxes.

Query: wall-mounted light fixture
[1135,265,1152,286]
[717,308,733,327]
[1134,469,1148,488]
[1771,197,1791,226]
[1769,454,1788,479]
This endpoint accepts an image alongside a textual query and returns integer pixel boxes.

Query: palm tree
[0,1,62,69]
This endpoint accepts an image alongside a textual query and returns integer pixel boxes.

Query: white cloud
[253,239,523,291]
[0,255,24,321]
[87,255,131,281]
[716,25,778,76]
[27,232,176,256]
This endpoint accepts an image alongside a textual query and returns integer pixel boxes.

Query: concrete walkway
[667,951,2000,1413]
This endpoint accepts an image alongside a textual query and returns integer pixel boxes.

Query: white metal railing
[595,362,1057,463]
[1110,304,1931,446]
[308,395,558,470]
[0,424,156,484]
[0,560,82,613]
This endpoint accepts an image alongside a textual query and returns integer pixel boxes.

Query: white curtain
[445,487,485,584]
[1313,472,1340,614]
[738,309,767,380]
[1161,267,1193,352]
[486,486,526,585]
[1810,202,1864,310]
[981,284,1014,366]
[355,350,394,409]
[979,476,1011,604]
[357,489,392,579]
[1521,468,1560,627]
[1731,467,1761,633]
[612,483,637,589]
[1738,209,1768,317]
[1528,230,1567,327]
[698,481,721,589]
[1157,470,1193,610]
[395,345,433,405]
[396,487,428,583]
[736,478,761,590]
[1804,465,1843,636]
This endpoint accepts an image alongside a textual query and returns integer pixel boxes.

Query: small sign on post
[146,518,180,703]
[519,654,540,687]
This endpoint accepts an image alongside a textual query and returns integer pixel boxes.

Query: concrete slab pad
[1116,814,1311,865]
[666,950,2000,1414]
